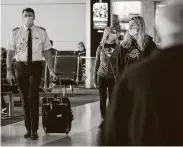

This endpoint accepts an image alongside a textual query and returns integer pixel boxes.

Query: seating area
[43,50,86,93]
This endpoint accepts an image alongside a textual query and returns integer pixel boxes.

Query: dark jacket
[93,43,121,80]
[74,49,86,56]
[117,35,157,75]
[1,51,9,92]
[1,51,17,93]
[1,56,7,79]
[100,45,183,146]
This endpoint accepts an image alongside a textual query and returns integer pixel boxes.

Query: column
[85,0,111,88]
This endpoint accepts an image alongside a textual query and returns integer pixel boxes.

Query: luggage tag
[57,114,62,118]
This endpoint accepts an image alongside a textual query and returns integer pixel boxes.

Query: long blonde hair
[122,16,149,51]
[100,27,116,45]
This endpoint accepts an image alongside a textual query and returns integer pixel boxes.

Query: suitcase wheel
[65,127,69,134]
[65,122,72,134]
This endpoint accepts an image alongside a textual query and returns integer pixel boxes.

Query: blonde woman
[93,27,121,128]
[118,16,157,75]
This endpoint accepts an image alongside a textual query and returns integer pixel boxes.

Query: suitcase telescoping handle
[43,78,64,104]
[41,86,49,104]
[59,78,63,104]
[51,78,64,104]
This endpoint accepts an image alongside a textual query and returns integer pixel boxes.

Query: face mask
[24,17,34,27]
[108,34,117,42]
[129,29,138,37]
[78,45,84,51]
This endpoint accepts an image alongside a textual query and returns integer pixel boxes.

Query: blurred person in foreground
[100,0,183,145]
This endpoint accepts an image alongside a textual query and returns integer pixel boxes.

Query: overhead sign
[93,2,108,29]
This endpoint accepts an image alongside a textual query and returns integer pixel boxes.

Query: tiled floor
[1,88,102,146]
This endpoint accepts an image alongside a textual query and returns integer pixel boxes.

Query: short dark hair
[78,42,86,49]
[78,42,84,46]
[22,8,35,15]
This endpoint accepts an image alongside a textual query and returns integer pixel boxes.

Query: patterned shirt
[118,35,157,75]
[94,43,120,79]
[6,25,52,61]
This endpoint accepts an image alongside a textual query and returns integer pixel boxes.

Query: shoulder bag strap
[101,46,117,82]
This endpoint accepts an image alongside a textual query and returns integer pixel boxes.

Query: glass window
[112,1,142,34]
[155,2,166,46]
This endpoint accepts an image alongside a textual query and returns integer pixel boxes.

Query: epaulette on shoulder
[38,26,46,31]
[12,27,20,31]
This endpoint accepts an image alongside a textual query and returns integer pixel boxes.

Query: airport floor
[1,88,102,146]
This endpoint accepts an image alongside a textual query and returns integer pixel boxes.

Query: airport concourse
[2,0,182,146]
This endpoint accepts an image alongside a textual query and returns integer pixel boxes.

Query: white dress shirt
[6,25,52,61]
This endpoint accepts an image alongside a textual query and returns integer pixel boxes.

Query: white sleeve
[43,30,52,51]
[6,31,16,51]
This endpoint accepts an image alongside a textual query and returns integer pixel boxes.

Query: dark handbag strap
[101,46,117,82]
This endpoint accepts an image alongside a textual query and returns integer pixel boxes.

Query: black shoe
[31,131,39,140]
[24,131,31,138]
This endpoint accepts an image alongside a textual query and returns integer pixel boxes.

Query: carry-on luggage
[41,79,73,135]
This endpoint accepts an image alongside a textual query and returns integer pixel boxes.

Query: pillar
[85,0,111,88]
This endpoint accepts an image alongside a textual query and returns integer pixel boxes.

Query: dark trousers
[1,95,6,109]
[77,57,83,81]
[97,75,115,119]
[14,61,43,132]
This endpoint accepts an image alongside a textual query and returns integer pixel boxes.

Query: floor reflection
[1,101,101,146]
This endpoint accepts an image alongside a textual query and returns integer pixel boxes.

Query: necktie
[27,28,32,63]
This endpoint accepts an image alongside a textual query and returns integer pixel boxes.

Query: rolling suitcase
[42,79,73,135]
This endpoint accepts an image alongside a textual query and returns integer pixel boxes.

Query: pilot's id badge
[18,38,27,53]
